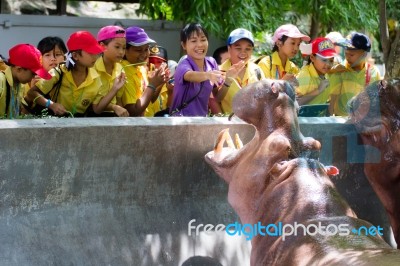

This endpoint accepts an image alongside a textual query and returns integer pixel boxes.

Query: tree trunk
[378,0,390,63]
[385,28,400,78]
[309,12,319,40]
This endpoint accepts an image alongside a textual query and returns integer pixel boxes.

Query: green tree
[379,0,400,78]
[137,0,399,76]
[137,0,379,39]
[137,0,292,38]
[289,0,379,39]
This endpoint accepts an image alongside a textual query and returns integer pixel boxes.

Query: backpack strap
[253,55,266,64]
[50,67,63,103]
[365,62,371,86]
[255,68,262,80]
[2,72,11,116]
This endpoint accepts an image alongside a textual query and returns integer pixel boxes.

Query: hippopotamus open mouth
[205,79,400,265]
[205,80,322,226]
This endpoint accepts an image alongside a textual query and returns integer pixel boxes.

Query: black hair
[123,43,149,60]
[212,46,228,65]
[99,38,113,45]
[37,36,67,55]
[180,23,208,44]
[272,35,289,52]
[125,43,134,49]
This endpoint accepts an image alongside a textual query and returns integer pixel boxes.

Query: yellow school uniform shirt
[257,51,299,79]
[329,61,381,116]
[117,59,148,107]
[145,84,168,117]
[0,67,24,118]
[296,63,331,105]
[94,57,123,105]
[36,65,104,115]
[219,59,265,114]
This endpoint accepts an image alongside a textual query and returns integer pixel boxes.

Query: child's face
[219,51,230,65]
[278,37,301,59]
[345,49,366,66]
[101,37,126,63]
[148,57,166,69]
[74,50,100,68]
[310,54,334,75]
[228,39,253,64]
[42,45,65,71]
[125,44,150,64]
[16,67,36,84]
[182,30,208,61]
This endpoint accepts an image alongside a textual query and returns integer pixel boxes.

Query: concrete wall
[0,14,225,62]
[0,117,393,266]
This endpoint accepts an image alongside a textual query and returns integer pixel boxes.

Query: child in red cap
[23,36,68,109]
[93,25,128,117]
[146,45,173,117]
[0,43,51,118]
[296,37,336,106]
[27,31,125,117]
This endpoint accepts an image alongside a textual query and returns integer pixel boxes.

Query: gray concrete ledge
[0,117,392,265]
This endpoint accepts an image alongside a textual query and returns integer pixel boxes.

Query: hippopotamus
[205,79,321,226]
[205,79,400,265]
[349,79,400,248]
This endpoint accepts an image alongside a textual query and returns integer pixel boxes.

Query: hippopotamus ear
[269,80,296,101]
[270,81,279,95]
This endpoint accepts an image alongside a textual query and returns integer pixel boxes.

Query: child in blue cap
[328,32,381,116]
[215,28,264,114]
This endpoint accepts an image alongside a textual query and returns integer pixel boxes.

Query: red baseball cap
[8,44,51,80]
[312,37,336,58]
[67,31,104,54]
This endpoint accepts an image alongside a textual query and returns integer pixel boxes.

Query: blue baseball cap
[227,28,254,46]
[338,32,371,52]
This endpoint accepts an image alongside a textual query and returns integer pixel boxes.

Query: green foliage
[137,0,381,40]
[289,0,379,36]
[387,0,400,20]
[137,0,397,71]
[138,0,291,39]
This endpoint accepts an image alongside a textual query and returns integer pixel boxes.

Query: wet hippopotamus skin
[205,79,400,265]
[349,79,400,248]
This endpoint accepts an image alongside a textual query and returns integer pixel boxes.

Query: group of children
[215,24,381,117]
[172,22,381,118]
[0,22,381,119]
[0,25,170,119]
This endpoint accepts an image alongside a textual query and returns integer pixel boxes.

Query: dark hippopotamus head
[348,78,400,248]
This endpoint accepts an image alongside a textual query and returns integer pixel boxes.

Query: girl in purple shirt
[170,23,225,116]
